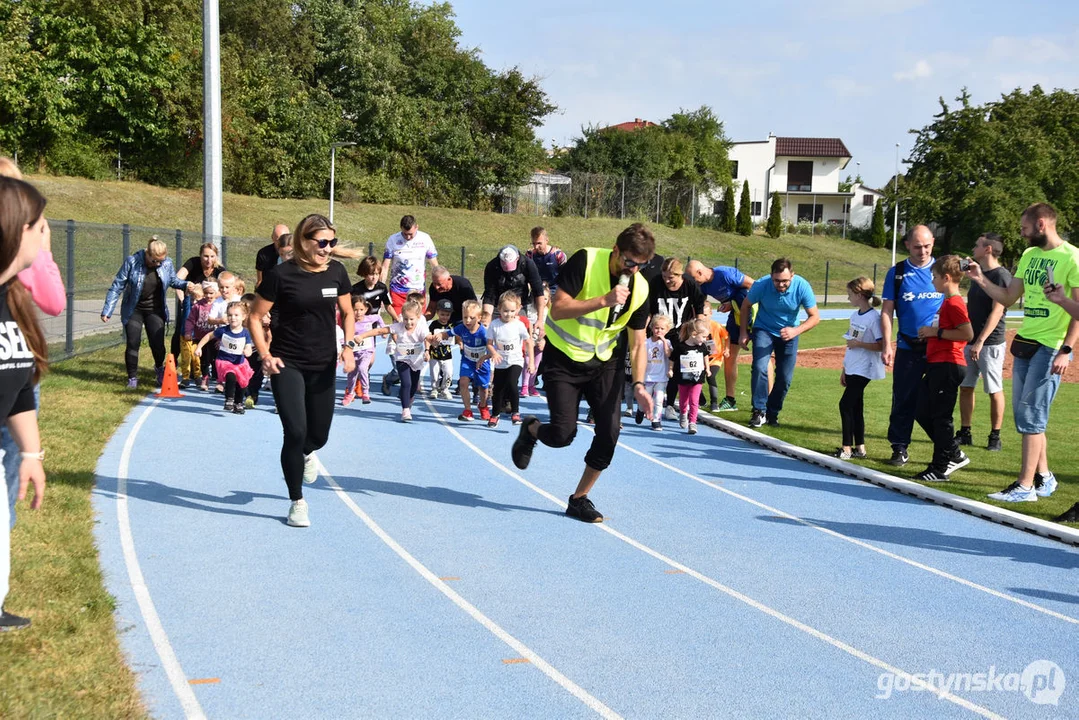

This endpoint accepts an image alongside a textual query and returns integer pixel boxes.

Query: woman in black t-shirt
[171,242,225,359]
[0,176,50,630]
[648,257,706,415]
[250,214,355,528]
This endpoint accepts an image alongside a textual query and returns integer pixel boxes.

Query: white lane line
[318,464,622,720]
[603,427,1079,627]
[422,400,1003,719]
[116,399,207,720]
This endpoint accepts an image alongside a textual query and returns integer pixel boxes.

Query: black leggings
[699,369,719,405]
[838,374,871,446]
[537,356,622,472]
[492,366,522,417]
[270,364,337,501]
[124,309,167,379]
[396,362,421,409]
[222,369,244,404]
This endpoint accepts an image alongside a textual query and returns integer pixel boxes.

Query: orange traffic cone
[157,354,184,398]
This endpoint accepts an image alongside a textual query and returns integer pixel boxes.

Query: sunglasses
[620,255,647,270]
[307,236,338,249]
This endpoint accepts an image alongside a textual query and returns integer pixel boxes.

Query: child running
[184,280,219,390]
[195,300,255,414]
[486,291,535,428]
[428,299,455,399]
[343,294,384,406]
[638,314,672,430]
[670,318,712,435]
[357,299,432,422]
[835,277,885,459]
[437,299,491,421]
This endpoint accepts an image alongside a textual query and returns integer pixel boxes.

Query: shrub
[870,202,887,248]
[765,191,782,238]
[667,204,684,229]
[736,180,752,236]
[722,185,735,232]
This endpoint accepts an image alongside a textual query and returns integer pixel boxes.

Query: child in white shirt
[485,291,534,429]
[836,277,885,459]
[640,314,672,431]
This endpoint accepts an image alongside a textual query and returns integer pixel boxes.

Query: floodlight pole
[203,0,223,243]
[329,142,356,223]
[891,143,899,267]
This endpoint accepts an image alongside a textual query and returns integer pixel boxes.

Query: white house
[849,182,886,228]
[705,135,857,226]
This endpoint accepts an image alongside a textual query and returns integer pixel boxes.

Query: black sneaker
[748,410,765,428]
[0,607,31,632]
[887,446,909,466]
[914,466,949,482]
[635,409,645,425]
[987,434,1002,452]
[223,400,235,412]
[943,450,970,476]
[232,404,245,415]
[765,414,779,427]
[511,416,540,470]
[955,429,973,446]
[1053,503,1079,523]
[566,494,603,523]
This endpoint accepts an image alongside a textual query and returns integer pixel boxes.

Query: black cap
[437,299,453,312]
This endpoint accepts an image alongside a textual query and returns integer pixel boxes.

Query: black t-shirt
[967,266,1012,345]
[351,280,390,316]
[137,265,163,314]
[482,256,544,308]
[0,282,36,421]
[639,254,665,284]
[255,243,280,275]
[258,260,352,370]
[670,337,708,385]
[428,318,454,360]
[181,257,224,286]
[427,276,477,324]
[546,249,649,371]
[649,273,705,332]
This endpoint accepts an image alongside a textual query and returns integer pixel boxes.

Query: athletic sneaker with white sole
[943,450,970,477]
[287,499,311,527]
[302,453,319,485]
[664,406,678,421]
[987,481,1037,503]
[1035,471,1057,497]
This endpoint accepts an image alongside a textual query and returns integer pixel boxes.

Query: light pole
[891,143,900,267]
[329,141,356,223]
[203,0,222,243]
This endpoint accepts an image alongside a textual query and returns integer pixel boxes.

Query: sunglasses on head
[308,236,338,249]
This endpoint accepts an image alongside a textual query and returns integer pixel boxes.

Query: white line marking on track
[602,426,1079,626]
[318,463,622,719]
[423,400,1004,719]
[116,399,207,720]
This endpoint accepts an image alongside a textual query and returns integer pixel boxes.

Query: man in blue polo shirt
[688,260,755,411]
[739,258,820,428]
[880,225,943,466]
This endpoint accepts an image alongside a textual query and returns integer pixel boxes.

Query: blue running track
[93,351,1078,719]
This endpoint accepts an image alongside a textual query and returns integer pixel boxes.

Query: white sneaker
[302,453,319,485]
[664,406,678,421]
[287,499,310,527]
[401,408,413,423]
[429,388,439,398]
[440,389,453,400]
[679,413,688,429]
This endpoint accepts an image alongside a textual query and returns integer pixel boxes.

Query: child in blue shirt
[436,299,491,421]
[196,300,254,414]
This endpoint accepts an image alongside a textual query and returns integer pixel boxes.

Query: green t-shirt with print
[1017,241,1079,349]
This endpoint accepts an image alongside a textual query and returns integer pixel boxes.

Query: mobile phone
[960,257,971,272]
[1046,265,1055,287]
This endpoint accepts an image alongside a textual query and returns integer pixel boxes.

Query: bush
[786,223,797,234]
[667,204,684,229]
[765,191,783,238]
[722,185,736,232]
[44,135,114,180]
[736,180,752,236]
[870,202,887,248]
[339,170,402,205]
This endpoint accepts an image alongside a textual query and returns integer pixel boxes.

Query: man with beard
[967,203,1079,504]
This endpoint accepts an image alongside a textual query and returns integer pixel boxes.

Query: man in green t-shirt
[966,203,1079,504]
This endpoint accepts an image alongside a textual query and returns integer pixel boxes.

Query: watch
[936,327,944,339]
[1059,345,1073,355]
[345,339,359,350]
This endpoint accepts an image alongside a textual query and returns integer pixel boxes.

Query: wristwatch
[345,339,359,350]
[936,327,944,339]
[1059,345,1073,355]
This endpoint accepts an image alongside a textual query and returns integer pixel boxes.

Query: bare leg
[572,465,602,499]
[989,391,1004,430]
[959,386,975,427]
[459,377,471,411]
[724,347,740,397]
[1018,433,1045,488]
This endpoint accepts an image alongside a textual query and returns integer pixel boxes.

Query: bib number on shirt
[464,345,485,361]
[397,341,421,357]
[681,351,704,375]
[848,322,866,341]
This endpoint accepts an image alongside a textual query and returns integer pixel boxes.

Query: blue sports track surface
[93,350,1078,719]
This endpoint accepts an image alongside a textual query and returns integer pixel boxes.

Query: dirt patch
[737,330,1079,383]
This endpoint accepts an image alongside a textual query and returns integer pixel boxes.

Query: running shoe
[987,481,1037,503]
[566,494,603,523]
[428,389,438,399]
[748,410,765,428]
[232,404,245,415]
[651,421,662,431]
[155,366,165,386]
[1034,472,1057,498]
[440,390,453,400]
[511,414,521,425]
[622,408,634,418]
[520,389,529,398]
[887,445,909,467]
[987,434,1002,452]
[215,383,224,393]
[511,416,540,469]
[287,499,311,527]
[224,400,235,412]
[954,428,973,446]
[529,389,541,397]
[479,406,491,421]
[342,391,355,407]
[833,448,853,459]
[381,374,392,396]
[487,415,499,428]
[362,395,372,405]
[716,398,738,412]
[708,402,719,413]
[126,377,138,389]
[1054,503,1079,523]
[401,408,413,423]
[679,413,688,429]
[914,467,949,482]
[244,396,255,409]
[664,406,678,421]
[688,423,698,435]
[180,378,191,389]
[302,453,319,485]
[765,414,779,427]
[635,409,645,425]
[943,451,970,477]
[0,607,31,632]
[200,376,210,391]
[458,410,474,421]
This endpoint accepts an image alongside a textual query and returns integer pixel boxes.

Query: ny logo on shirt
[655,297,688,323]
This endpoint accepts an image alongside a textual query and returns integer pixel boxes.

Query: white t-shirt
[644,337,671,383]
[209,297,228,321]
[488,318,530,369]
[390,321,430,371]
[384,230,438,294]
[843,308,886,380]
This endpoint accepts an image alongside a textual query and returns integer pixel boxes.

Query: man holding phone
[966,203,1079,504]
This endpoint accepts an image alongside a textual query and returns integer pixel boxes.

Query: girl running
[197,301,255,414]
[639,314,672,430]
[343,294,384,406]
[521,283,550,398]
[486,291,535,428]
[670,318,712,435]
[836,277,885,459]
[357,300,433,422]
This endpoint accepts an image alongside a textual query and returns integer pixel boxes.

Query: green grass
[30,174,895,303]
[0,345,149,719]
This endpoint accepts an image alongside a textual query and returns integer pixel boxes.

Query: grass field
[30,174,895,305]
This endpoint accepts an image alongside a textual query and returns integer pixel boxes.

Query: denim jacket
[102,250,188,326]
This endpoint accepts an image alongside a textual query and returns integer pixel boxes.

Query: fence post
[690,184,696,227]
[368,241,374,258]
[873,263,878,287]
[460,246,466,277]
[655,180,661,223]
[221,236,228,269]
[122,223,130,260]
[824,261,830,306]
[584,177,589,219]
[734,257,739,271]
[174,229,183,323]
[65,220,75,356]
[620,177,625,220]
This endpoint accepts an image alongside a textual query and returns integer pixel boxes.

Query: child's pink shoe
[342,391,355,407]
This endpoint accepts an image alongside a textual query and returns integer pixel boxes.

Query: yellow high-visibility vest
[546,248,649,363]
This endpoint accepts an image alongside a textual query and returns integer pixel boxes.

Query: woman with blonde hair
[102,235,194,388]
[835,276,885,459]
[172,241,225,371]
[0,176,50,630]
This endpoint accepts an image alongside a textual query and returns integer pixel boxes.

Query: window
[731,161,739,180]
[713,200,726,216]
[751,201,762,216]
[787,161,812,192]
[864,194,874,206]
[842,202,850,213]
[797,204,823,222]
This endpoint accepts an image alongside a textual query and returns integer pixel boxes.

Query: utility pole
[203,0,223,243]
[891,143,899,267]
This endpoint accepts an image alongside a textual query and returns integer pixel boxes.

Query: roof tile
[775,137,851,158]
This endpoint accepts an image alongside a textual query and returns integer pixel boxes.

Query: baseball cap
[437,299,453,312]
[499,245,520,272]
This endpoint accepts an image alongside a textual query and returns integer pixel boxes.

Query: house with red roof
[709,134,857,227]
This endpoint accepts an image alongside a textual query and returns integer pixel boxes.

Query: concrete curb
[696,412,1079,548]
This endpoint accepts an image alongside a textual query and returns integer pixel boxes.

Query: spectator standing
[481,245,547,328]
[255,224,293,289]
[739,258,820,428]
[427,266,477,324]
[880,226,944,466]
[968,203,1079,503]
[835,277,885,460]
[172,241,225,365]
[649,257,705,418]
[381,215,438,317]
[687,260,754,411]
[525,227,567,293]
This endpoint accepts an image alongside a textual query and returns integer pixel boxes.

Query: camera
[960,258,971,272]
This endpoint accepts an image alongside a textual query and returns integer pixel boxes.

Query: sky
[449,0,1079,188]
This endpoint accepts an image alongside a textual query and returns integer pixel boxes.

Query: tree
[736,180,752,236]
[667,203,684,229]
[721,184,736,232]
[870,202,887,248]
[766,191,783,238]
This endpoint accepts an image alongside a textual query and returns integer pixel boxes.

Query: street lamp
[891,143,900,267]
[329,141,356,223]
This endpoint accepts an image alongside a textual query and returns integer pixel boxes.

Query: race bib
[680,351,704,375]
[848,322,866,341]
[463,344,485,361]
[500,341,517,353]
[220,334,246,355]
[396,341,422,357]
